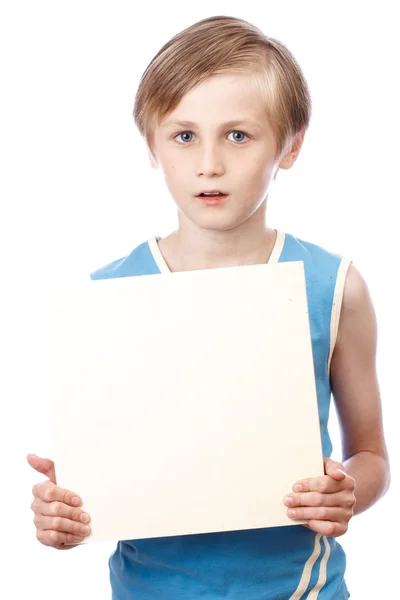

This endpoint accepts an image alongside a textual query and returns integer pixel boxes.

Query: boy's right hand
[27,453,91,550]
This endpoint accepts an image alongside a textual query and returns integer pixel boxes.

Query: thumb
[27,453,56,483]
[323,458,347,481]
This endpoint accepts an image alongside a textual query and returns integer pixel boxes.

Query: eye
[173,130,250,144]
[175,131,194,144]
[227,131,249,143]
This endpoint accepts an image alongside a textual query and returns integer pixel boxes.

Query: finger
[31,498,90,524]
[292,475,343,495]
[323,458,348,481]
[302,519,348,537]
[36,528,86,548]
[27,454,56,483]
[32,480,82,508]
[34,514,91,538]
[285,490,349,509]
[287,505,352,523]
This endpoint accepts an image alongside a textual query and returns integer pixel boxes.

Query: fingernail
[284,495,293,506]
[80,525,90,535]
[287,509,296,518]
[71,496,81,507]
[80,513,90,523]
[293,484,303,492]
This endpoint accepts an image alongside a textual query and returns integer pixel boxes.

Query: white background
[1,1,398,598]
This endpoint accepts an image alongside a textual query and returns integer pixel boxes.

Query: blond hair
[133,15,311,158]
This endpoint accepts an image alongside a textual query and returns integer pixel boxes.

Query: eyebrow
[161,119,262,130]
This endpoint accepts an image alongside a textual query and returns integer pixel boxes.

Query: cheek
[159,158,176,181]
[241,159,275,190]
[162,155,194,189]
[160,161,188,195]
[159,149,182,174]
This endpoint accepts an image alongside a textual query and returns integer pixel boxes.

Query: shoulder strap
[327,258,352,373]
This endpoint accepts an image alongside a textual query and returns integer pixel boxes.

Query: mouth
[195,191,228,205]
[197,190,227,196]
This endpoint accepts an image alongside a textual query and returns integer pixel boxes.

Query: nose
[196,144,225,177]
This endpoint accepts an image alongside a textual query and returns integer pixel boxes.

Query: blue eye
[174,130,249,144]
[175,131,194,143]
[228,131,248,143]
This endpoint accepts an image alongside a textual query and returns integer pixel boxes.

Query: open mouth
[196,192,228,205]
[197,192,226,197]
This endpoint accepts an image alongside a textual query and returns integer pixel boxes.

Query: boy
[28,15,390,599]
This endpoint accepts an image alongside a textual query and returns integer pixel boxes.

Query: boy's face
[149,72,303,232]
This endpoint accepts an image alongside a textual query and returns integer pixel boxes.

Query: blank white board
[44,261,324,543]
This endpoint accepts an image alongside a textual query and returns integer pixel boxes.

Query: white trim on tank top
[328,259,352,374]
[147,229,285,274]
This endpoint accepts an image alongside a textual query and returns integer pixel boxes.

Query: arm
[283,264,390,535]
[330,263,390,514]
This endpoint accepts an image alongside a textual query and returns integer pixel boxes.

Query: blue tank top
[90,231,351,599]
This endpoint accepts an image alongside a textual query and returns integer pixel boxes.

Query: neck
[158,201,277,272]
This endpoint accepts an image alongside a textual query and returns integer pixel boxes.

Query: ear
[146,143,159,169]
[278,130,306,171]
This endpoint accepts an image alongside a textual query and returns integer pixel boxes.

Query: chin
[187,213,250,233]
[177,197,264,232]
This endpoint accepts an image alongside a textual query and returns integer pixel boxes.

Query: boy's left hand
[283,458,356,537]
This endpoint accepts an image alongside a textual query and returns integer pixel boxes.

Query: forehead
[160,72,268,127]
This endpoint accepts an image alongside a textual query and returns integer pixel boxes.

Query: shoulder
[337,264,376,345]
[281,233,345,298]
[282,232,342,266]
[341,263,372,312]
[90,239,158,280]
